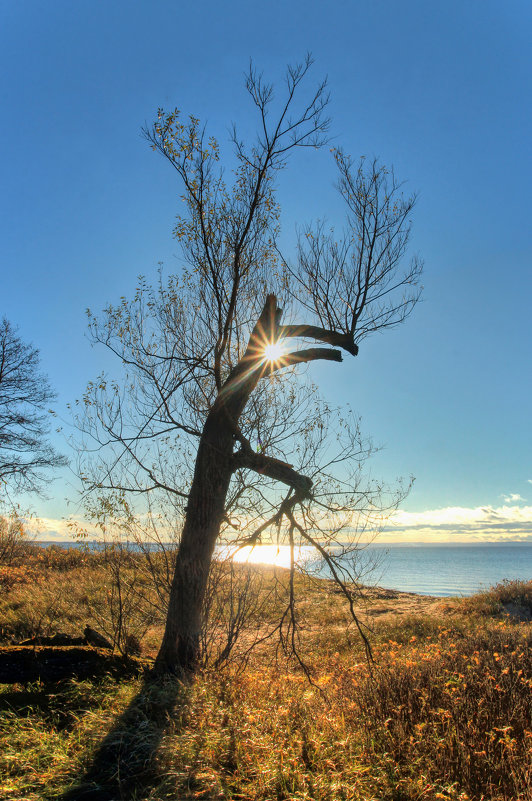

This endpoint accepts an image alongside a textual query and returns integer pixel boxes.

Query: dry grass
[460,579,532,619]
[354,620,532,800]
[0,549,531,800]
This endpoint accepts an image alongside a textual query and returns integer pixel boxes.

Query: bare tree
[76,56,422,676]
[0,318,66,499]
[0,514,27,566]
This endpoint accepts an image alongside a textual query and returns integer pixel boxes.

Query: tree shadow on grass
[57,674,191,801]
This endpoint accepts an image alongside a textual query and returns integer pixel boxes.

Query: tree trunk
[154,408,234,675]
[154,295,279,676]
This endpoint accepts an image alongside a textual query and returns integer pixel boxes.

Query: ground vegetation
[0,547,530,800]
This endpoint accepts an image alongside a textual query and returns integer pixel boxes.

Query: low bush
[461,579,532,619]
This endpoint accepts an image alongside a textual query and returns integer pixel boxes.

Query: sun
[263,342,284,362]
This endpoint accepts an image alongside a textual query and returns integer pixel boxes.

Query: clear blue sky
[2,0,531,541]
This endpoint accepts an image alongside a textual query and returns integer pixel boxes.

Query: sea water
[38,540,532,597]
[356,543,532,597]
[234,542,532,596]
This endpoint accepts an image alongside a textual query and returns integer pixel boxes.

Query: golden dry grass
[0,547,531,800]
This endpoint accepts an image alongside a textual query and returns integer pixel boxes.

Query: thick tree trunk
[154,409,234,675]
[154,295,294,676]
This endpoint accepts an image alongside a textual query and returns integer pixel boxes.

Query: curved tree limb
[279,325,358,356]
[264,347,343,375]
[232,447,312,497]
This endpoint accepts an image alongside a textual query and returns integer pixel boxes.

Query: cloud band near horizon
[26,502,532,544]
[381,503,532,542]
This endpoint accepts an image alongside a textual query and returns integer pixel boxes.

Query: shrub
[461,579,532,619]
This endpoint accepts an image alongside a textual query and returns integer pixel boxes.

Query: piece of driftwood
[84,625,113,649]
[0,646,147,684]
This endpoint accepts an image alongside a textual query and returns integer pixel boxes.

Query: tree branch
[264,347,343,374]
[284,504,373,664]
[232,447,312,498]
[279,325,358,356]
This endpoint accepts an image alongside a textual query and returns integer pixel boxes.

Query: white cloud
[503,493,526,503]
[383,503,532,543]
[26,502,532,546]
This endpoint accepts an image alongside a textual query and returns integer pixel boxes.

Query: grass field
[0,544,531,800]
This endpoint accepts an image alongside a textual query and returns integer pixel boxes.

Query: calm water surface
[40,541,532,598]
[358,544,532,597]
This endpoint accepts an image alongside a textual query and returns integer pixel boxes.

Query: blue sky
[2,0,531,541]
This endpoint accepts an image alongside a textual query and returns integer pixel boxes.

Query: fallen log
[0,645,148,684]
